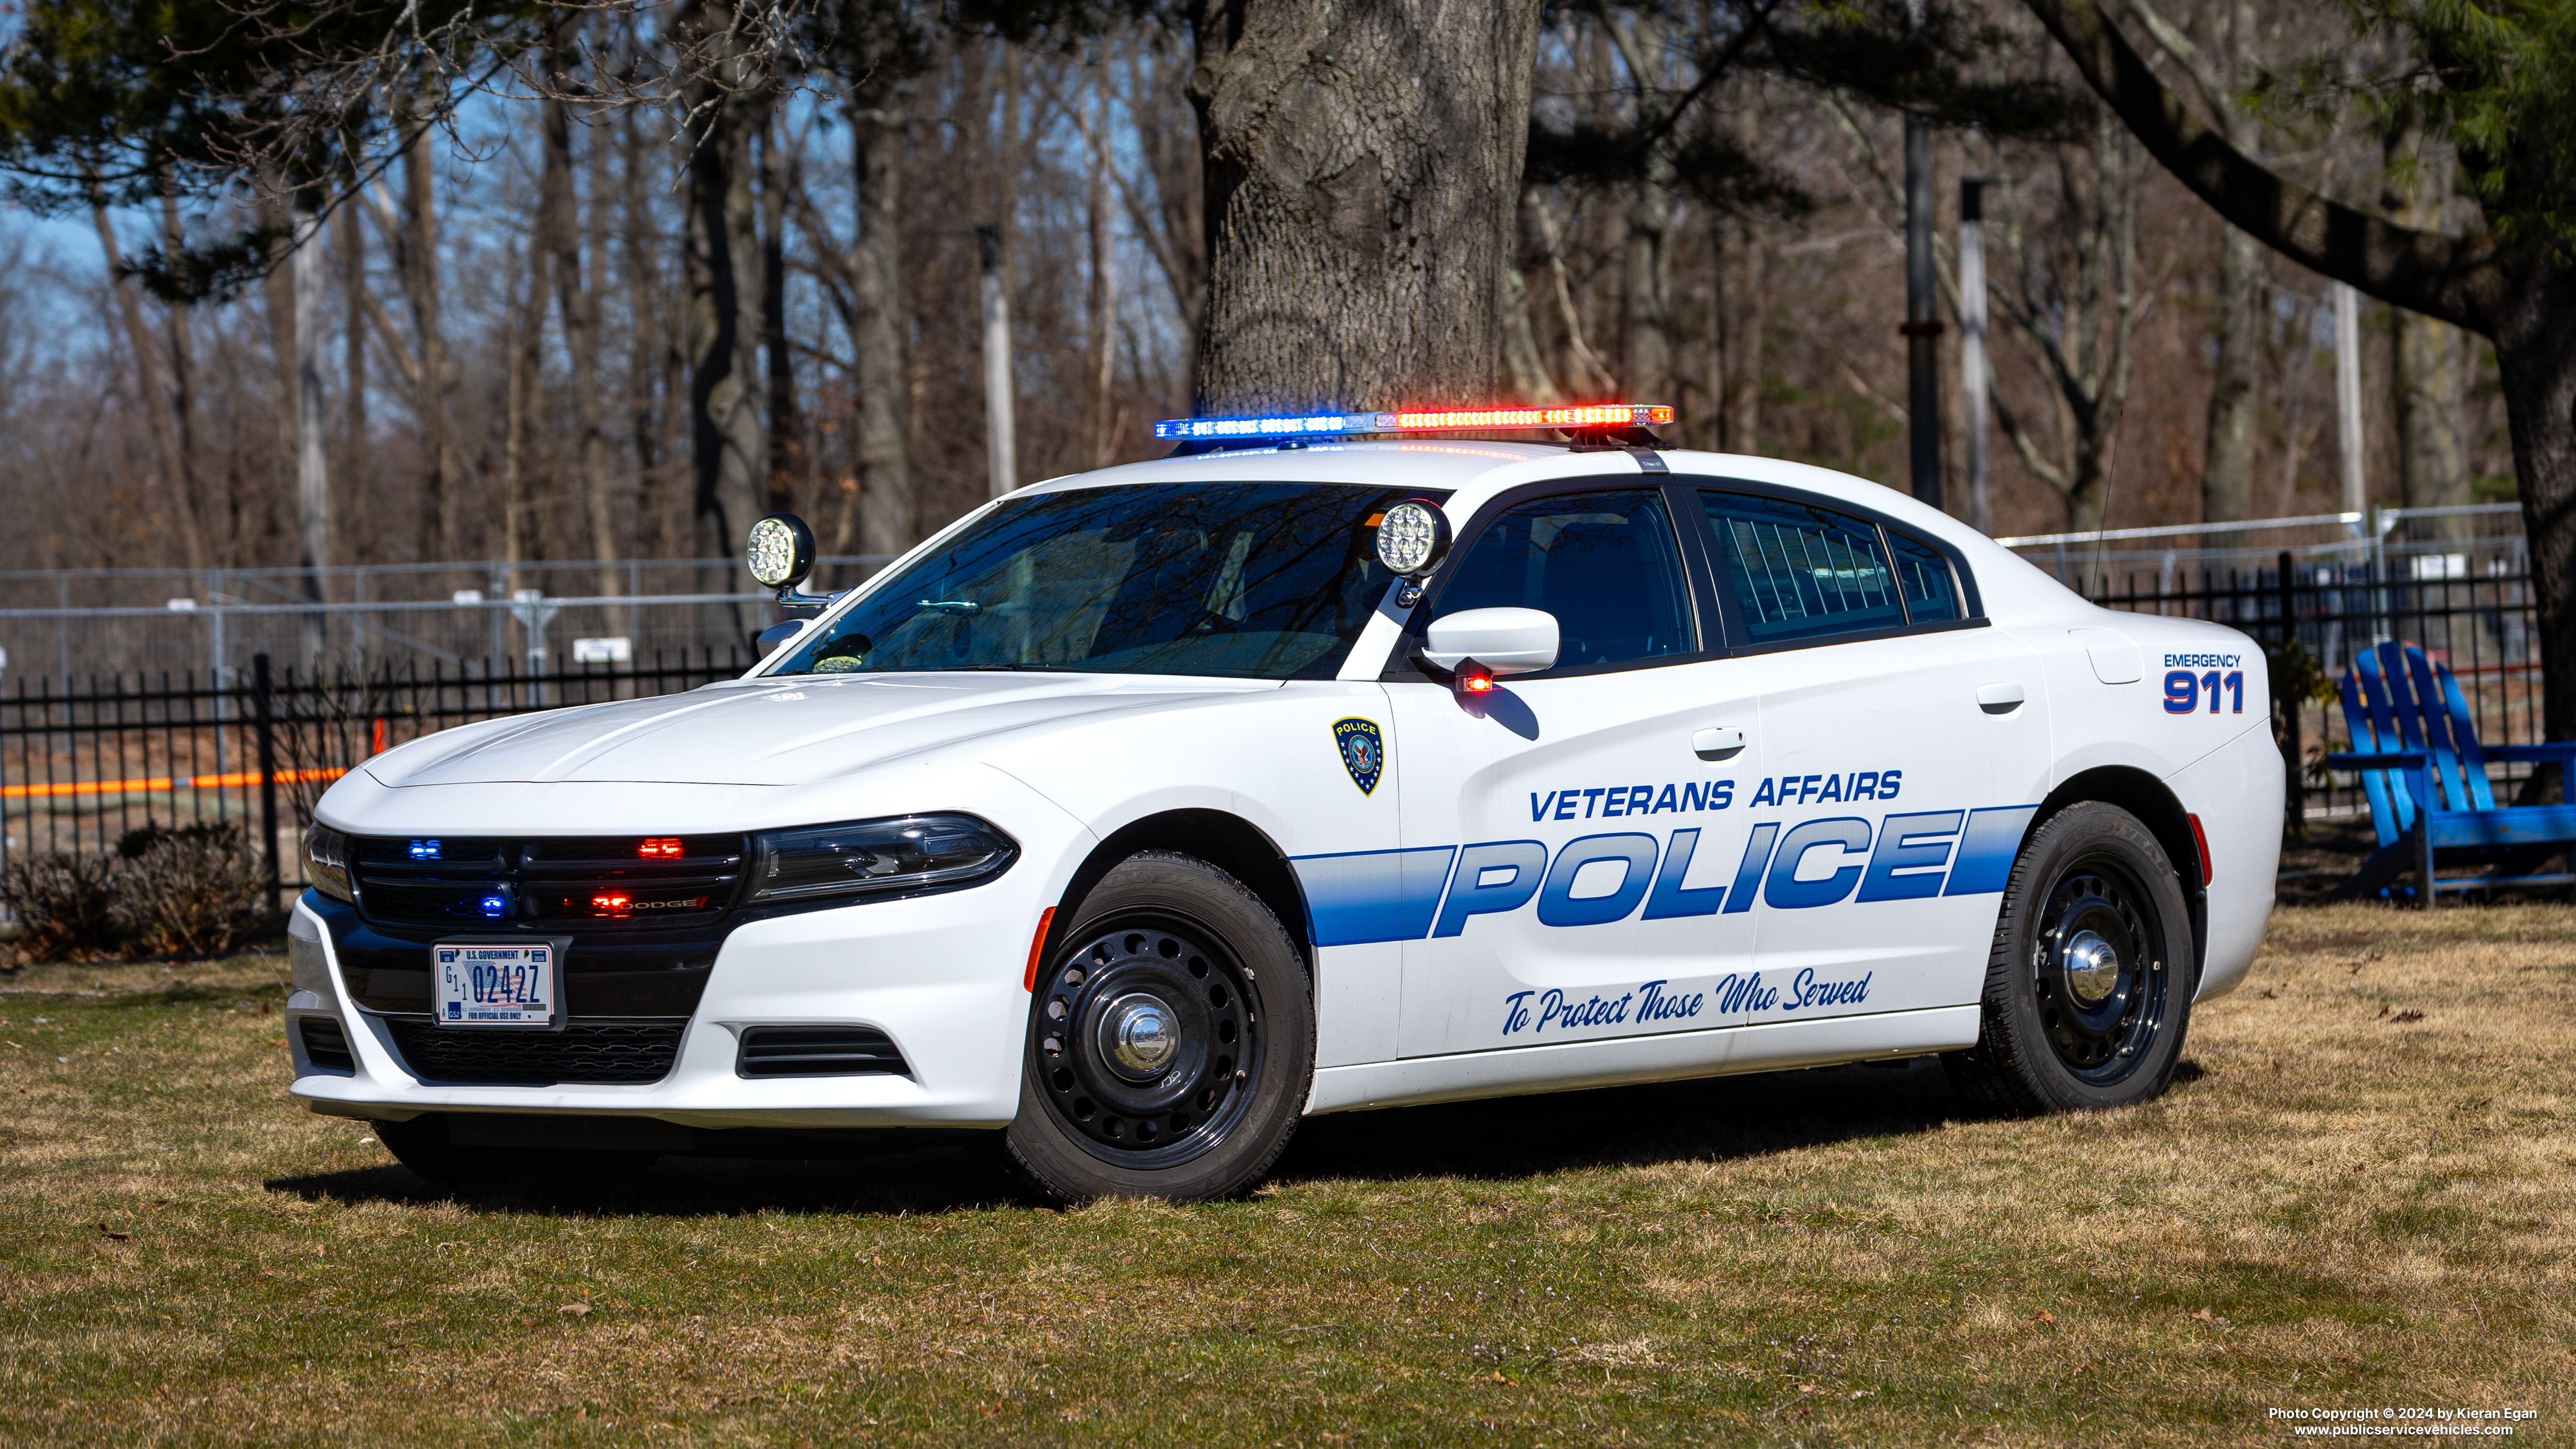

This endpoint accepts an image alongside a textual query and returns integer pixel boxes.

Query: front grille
[352,834,745,933]
[299,1017,356,1073]
[736,1025,910,1078]
[383,1017,685,1085]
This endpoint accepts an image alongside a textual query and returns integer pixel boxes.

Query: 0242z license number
[433,943,558,1027]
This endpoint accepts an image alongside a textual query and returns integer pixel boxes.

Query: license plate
[432,943,559,1028]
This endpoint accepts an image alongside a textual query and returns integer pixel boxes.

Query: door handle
[1693,726,1747,761]
[1978,682,2027,715]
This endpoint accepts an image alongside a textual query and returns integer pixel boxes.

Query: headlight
[747,813,1017,904]
[303,824,353,903]
[1375,498,1452,578]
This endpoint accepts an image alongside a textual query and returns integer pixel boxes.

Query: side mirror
[747,513,817,592]
[1423,607,1559,676]
[755,618,814,659]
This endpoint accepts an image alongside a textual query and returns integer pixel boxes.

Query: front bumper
[286,868,1056,1132]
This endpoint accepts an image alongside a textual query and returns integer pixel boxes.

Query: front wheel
[1001,851,1314,1203]
[1942,801,2197,1114]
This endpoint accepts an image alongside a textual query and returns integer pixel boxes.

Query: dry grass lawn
[1,901,2570,1446]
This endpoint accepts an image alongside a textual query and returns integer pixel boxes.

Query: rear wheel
[1942,801,2197,1114]
[1001,852,1313,1204]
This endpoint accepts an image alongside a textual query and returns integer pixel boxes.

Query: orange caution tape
[2,766,347,800]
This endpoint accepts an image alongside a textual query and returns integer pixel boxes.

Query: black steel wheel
[1002,852,1312,1203]
[2030,858,2166,1084]
[1944,801,2197,1114]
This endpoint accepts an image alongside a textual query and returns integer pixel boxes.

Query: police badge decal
[1332,717,1385,796]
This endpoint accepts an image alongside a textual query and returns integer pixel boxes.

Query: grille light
[479,893,508,918]
[1153,402,1673,442]
[408,839,441,860]
[639,838,684,858]
[593,893,631,915]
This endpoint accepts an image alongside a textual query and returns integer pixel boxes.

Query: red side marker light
[2186,813,2213,886]
[639,837,684,858]
[1023,906,1058,992]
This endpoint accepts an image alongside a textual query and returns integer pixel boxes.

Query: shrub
[115,821,270,957]
[1,851,124,963]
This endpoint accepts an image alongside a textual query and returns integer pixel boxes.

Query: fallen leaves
[559,1302,592,1318]
[95,1222,129,1242]
[2189,1308,2232,1327]
[2390,1009,2425,1024]
[2026,1310,2057,1326]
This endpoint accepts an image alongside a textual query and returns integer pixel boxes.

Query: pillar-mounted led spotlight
[747,513,816,590]
[748,513,836,613]
[1375,499,1451,607]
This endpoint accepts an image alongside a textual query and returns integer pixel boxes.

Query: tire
[1001,851,1315,1204]
[375,1115,654,1186]
[1942,801,2197,1115]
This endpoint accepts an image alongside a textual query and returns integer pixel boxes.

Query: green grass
[2,903,2570,1445]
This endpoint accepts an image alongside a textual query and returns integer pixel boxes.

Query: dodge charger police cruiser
[285,403,2281,1202]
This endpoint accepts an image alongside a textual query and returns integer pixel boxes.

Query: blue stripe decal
[1941,805,2042,896]
[1290,846,1456,947]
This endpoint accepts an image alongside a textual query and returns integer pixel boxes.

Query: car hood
[363,672,1276,787]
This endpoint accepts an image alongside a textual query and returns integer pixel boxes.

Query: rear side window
[1888,527,1963,622]
[1700,492,1904,644]
[1431,488,1696,669]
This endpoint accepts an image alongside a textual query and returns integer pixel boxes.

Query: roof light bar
[1153,403,1673,442]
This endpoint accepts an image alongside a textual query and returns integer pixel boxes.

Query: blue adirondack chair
[2326,640,2576,902]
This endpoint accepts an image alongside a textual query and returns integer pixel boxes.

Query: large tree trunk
[683,1,767,572]
[1185,0,1544,411]
[850,85,911,557]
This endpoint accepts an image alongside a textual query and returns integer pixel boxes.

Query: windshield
[769,481,1442,680]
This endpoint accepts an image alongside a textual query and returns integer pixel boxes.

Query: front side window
[1429,488,1696,670]
[770,482,1429,680]
[1701,491,1908,645]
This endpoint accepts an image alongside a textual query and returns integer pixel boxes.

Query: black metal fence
[2,649,749,910]
[2087,548,2543,824]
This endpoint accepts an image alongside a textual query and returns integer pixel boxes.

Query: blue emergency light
[1153,403,1674,442]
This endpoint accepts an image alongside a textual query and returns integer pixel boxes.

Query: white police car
[285,404,2280,1201]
